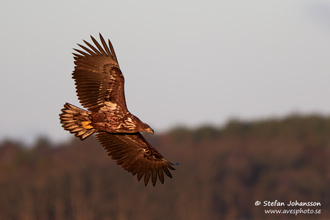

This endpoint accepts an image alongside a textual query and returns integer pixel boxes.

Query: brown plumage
[59,34,174,186]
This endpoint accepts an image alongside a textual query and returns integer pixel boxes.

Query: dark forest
[0,114,329,219]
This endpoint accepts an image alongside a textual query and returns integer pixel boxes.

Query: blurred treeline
[0,114,329,220]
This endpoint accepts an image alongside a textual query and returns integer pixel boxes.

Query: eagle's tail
[59,103,96,140]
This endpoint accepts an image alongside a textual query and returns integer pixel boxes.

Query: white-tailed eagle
[59,34,174,186]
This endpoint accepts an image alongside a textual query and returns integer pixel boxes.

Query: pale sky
[1,0,330,144]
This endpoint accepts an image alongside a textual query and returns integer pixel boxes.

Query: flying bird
[59,34,174,186]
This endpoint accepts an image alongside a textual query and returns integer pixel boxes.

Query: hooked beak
[146,127,154,134]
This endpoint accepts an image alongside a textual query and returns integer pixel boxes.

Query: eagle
[59,34,174,186]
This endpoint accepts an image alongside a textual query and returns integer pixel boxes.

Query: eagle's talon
[81,121,93,129]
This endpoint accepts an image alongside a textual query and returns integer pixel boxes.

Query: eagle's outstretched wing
[96,131,175,186]
[72,34,127,112]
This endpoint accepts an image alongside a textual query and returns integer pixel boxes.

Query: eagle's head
[130,115,154,134]
[139,121,154,134]
[144,124,154,134]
